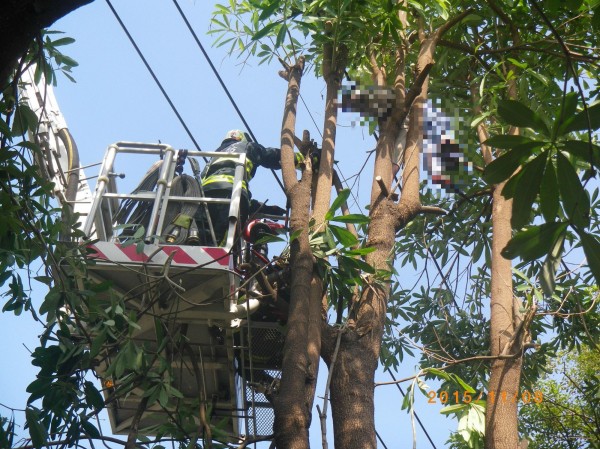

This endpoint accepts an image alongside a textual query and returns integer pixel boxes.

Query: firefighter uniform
[200,131,289,245]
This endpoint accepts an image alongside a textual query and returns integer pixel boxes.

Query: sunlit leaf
[540,232,565,297]
[502,221,568,261]
[252,21,279,40]
[483,135,536,149]
[578,230,600,285]
[561,101,600,134]
[556,151,590,228]
[539,158,559,222]
[483,142,541,184]
[511,151,548,229]
[554,92,579,137]
[561,140,600,169]
[329,224,358,248]
[331,214,370,224]
[497,100,550,135]
[325,189,351,221]
[258,0,282,20]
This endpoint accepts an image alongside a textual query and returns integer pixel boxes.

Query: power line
[171,0,255,142]
[388,370,439,449]
[170,0,287,194]
[376,429,390,449]
[104,0,203,152]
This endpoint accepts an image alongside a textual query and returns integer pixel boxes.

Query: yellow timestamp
[427,390,543,404]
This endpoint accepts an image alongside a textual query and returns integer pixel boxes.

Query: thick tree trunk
[485,183,523,449]
[0,0,93,87]
[273,57,321,449]
[328,325,380,449]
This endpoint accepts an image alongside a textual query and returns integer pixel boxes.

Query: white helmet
[224,129,247,142]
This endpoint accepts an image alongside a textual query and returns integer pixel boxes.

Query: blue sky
[0,1,458,447]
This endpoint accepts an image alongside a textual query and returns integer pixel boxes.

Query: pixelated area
[339,81,395,122]
[422,100,472,193]
[337,84,472,194]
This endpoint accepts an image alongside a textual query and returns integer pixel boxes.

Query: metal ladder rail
[82,142,246,250]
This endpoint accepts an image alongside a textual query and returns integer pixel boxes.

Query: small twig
[419,206,447,215]
[125,396,149,449]
[318,326,345,449]
[375,175,389,197]
[374,352,524,388]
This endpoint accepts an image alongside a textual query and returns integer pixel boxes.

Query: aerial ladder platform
[21,67,285,443]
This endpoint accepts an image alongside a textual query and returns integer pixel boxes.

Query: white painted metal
[19,65,93,226]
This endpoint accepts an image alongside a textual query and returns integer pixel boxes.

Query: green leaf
[450,373,477,394]
[132,225,145,239]
[501,169,523,199]
[426,367,451,381]
[344,246,376,256]
[554,92,579,137]
[256,234,285,244]
[25,408,47,449]
[561,102,600,134]
[252,21,279,41]
[497,100,549,135]
[502,221,568,261]
[346,256,376,274]
[561,140,600,169]
[50,37,75,47]
[289,228,302,242]
[81,420,100,438]
[593,5,600,31]
[556,151,590,228]
[483,135,535,149]
[540,232,565,297]
[12,104,39,136]
[325,189,351,221]
[578,231,600,284]
[483,142,541,184]
[84,381,105,410]
[276,23,287,48]
[330,214,370,224]
[329,224,358,248]
[440,403,468,415]
[0,117,11,138]
[258,0,282,20]
[539,159,559,222]
[511,151,548,229]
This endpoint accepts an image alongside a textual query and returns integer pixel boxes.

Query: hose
[161,173,204,244]
[114,160,162,238]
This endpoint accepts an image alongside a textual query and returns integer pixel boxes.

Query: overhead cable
[105,0,203,152]
[170,0,286,194]
[388,370,439,449]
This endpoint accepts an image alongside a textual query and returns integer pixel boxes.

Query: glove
[310,147,321,170]
[250,200,286,216]
[262,205,287,216]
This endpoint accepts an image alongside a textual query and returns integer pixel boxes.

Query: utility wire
[105,0,203,152]
[170,0,286,194]
[375,430,390,449]
[388,370,439,449]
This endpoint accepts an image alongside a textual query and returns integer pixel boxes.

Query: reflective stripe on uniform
[204,156,255,181]
[202,174,248,190]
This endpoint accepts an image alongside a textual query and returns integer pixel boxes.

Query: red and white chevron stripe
[87,242,231,269]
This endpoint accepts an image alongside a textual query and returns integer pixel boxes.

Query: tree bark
[0,0,93,87]
[485,182,523,449]
[274,57,321,449]
[311,42,347,225]
[485,11,525,441]
[326,11,472,449]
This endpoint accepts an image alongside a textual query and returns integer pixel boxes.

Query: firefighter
[200,130,292,245]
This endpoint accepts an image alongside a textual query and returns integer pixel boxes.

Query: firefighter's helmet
[225,129,247,142]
